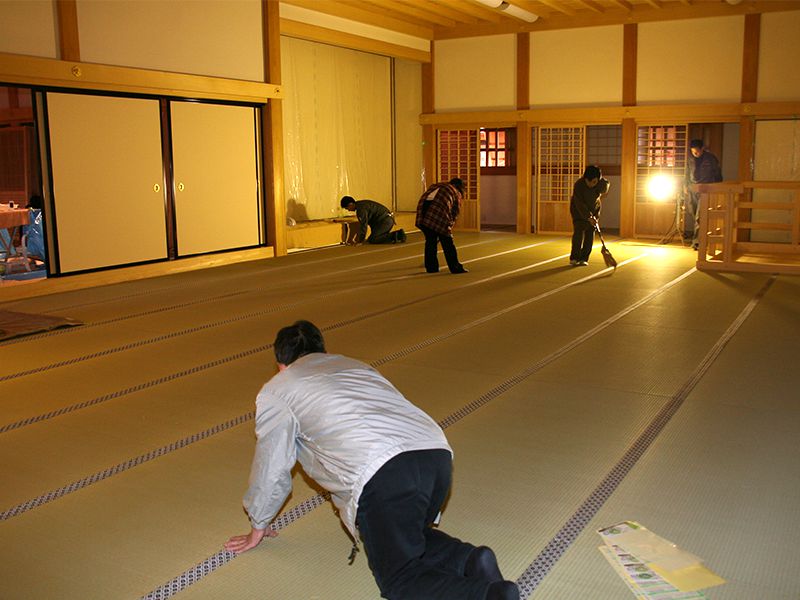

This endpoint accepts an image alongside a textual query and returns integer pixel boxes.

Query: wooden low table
[0,205,31,276]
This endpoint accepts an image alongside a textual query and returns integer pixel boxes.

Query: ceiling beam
[533,0,575,16]
[353,0,459,27]
[281,0,433,38]
[607,0,633,10]
[574,0,605,13]
[642,0,663,8]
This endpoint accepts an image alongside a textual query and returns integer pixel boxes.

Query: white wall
[77,0,264,81]
[0,0,57,58]
[758,11,800,102]
[638,17,743,104]
[435,35,516,112]
[530,26,623,107]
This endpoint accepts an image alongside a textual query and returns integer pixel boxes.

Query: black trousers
[356,450,491,600]
[367,216,396,244]
[570,220,594,262]
[420,226,463,273]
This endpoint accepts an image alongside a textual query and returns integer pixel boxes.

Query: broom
[592,217,617,270]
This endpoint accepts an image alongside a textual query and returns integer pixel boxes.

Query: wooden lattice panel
[438,129,479,231]
[634,124,688,238]
[537,126,584,233]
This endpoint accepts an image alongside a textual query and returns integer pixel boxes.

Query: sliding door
[47,93,167,273]
[170,101,261,256]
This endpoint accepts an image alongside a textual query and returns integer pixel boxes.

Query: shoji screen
[47,92,167,273]
[281,36,392,220]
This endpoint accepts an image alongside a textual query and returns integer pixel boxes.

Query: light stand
[659,190,690,246]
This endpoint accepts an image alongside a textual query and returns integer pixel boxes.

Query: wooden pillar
[422,43,435,188]
[516,121,532,233]
[55,0,81,61]
[622,24,637,107]
[516,33,531,233]
[262,0,287,256]
[738,14,760,241]
[619,24,638,238]
[620,118,637,238]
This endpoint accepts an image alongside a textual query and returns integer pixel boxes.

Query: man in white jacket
[225,320,519,600]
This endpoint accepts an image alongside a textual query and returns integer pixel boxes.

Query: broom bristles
[601,245,617,269]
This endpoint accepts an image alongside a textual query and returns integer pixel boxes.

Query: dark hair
[583,165,602,181]
[27,194,43,209]
[340,196,356,209]
[449,178,464,194]
[690,139,704,149]
[274,320,326,365]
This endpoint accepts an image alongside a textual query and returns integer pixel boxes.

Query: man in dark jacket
[685,139,723,249]
[569,165,609,266]
[415,178,467,274]
[340,196,406,244]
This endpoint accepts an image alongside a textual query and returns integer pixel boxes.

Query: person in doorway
[340,196,406,244]
[685,139,722,249]
[24,194,45,260]
[569,165,609,266]
[415,178,468,274]
[225,320,519,600]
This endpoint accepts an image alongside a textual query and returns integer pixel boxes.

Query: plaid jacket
[415,182,461,236]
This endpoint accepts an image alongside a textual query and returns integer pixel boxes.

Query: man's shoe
[486,581,520,600]
[578,261,588,266]
[397,229,407,243]
[569,259,579,265]
[464,546,502,582]
[451,265,468,274]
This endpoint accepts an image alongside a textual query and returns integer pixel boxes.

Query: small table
[0,206,30,276]
[332,218,361,245]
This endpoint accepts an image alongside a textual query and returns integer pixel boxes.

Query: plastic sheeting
[281,37,393,221]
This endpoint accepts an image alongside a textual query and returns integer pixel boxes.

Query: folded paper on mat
[598,521,725,593]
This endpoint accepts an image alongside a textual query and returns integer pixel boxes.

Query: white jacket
[243,353,452,539]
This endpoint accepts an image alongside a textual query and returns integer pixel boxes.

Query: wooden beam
[281,19,431,62]
[620,118,637,238]
[0,52,279,103]
[741,13,760,103]
[356,0,459,27]
[262,0,286,256]
[534,0,575,15]
[422,42,436,188]
[282,0,433,38]
[55,0,80,62]
[608,0,633,10]
[434,0,507,23]
[574,0,605,13]
[516,121,532,233]
[622,23,637,107]
[642,0,663,8]
[516,32,529,110]
[433,1,800,38]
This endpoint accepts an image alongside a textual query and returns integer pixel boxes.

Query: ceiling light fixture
[474,0,539,23]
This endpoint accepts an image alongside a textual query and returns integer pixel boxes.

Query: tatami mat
[1,233,798,599]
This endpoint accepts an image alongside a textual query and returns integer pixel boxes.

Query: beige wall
[435,35,516,112]
[77,0,264,81]
[0,0,57,58]
[530,26,623,107]
[638,17,743,104]
[758,11,800,102]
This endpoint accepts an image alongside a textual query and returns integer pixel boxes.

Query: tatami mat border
[514,275,777,597]
[134,266,702,599]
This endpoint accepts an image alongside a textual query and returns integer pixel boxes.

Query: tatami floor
[1,231,798,600]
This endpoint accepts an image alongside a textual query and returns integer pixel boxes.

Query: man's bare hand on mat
[224,527,278,553]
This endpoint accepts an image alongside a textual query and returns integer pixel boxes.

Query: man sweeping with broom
[569,165,611,267]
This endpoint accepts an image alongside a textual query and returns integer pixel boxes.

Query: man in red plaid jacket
[415,178,468,274]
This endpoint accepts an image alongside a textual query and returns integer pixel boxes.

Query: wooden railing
[695,181,800,274]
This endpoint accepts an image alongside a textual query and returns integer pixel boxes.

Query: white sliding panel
[170,101,260,256]
[47,92,167,273]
